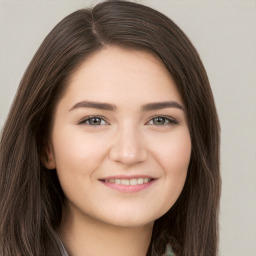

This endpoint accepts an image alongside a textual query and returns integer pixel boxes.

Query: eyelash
[77,115,178,126]
[77,116,109,126]
[146,115,178,126]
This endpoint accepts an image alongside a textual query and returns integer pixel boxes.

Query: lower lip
[100,179,156,193]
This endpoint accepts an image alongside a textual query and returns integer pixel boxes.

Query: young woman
[0,1,221,255]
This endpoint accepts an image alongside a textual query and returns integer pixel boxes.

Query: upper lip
[99,175,156,180]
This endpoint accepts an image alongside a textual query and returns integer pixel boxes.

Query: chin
[99,211,161,229]
[107,219,154,229]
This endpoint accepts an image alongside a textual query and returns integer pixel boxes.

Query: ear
[41,141,56,170]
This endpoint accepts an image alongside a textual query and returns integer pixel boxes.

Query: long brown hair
[0,1,220,255]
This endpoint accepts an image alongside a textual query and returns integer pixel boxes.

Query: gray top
[54,233,69,256]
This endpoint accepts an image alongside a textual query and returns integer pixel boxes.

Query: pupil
[90,118,100,125]
[154,117,165,125]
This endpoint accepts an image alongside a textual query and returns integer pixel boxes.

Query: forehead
[62,46,182,106]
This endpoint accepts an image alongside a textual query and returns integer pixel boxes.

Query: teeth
[130,179,137,185]
[143,178,149,183]
[105,178,152,186]
[121,179,129,185]
[115,179,121,184]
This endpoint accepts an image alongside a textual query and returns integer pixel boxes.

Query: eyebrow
[69,100,184,111]
[69,101,116,111]
[141,101,184,111]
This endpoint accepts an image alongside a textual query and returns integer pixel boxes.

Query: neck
[58,204,153,256]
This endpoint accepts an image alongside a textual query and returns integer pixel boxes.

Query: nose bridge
[109,122,147,165]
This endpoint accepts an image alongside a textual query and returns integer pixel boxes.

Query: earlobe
[41,142,56,170]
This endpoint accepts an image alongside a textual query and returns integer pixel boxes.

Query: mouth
[98,176,156,193]
[101,178,153,186]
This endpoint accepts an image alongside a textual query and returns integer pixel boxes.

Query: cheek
[153,128,191,174]
[151,129,191,211]
[50,129,111,204]
[52,127,108,171]
[166,132,191,184]
[51,129,108,203]
[166,139,191,176]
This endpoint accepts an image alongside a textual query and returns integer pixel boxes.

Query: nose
[109,126,147,166]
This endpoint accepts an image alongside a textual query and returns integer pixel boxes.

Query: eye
[146,116,178,126]
[78,116,109,126]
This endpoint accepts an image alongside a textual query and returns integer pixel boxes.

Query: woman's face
[46,46,191,228]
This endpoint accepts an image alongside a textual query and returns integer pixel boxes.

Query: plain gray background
[0,0,256,255]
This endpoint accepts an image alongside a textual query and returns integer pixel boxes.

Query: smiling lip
[99,175,156,193]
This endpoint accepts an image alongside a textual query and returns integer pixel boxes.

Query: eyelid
[145,115,178,125]
[77,115,110,125]
[76,115,178,126]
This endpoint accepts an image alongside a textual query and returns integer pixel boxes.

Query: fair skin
[45,46,191,256]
